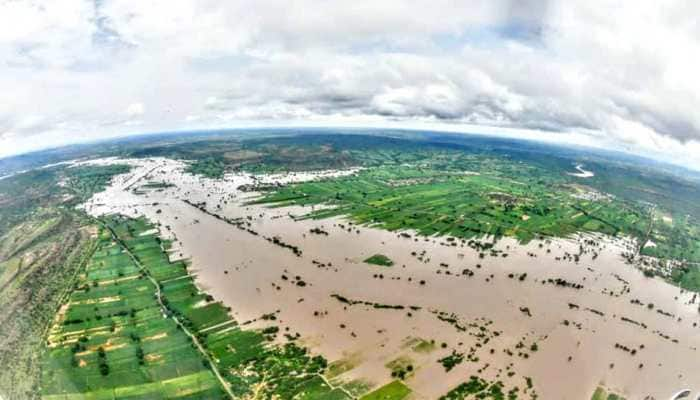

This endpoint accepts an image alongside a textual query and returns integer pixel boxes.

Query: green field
[0,164,131,398]
[359,380,411,400]
[41,223,224,399]
[41,216,351,400]
[256,163,645,244]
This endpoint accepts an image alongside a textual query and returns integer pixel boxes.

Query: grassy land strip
[359,380,411,400]
[590,386,626,400]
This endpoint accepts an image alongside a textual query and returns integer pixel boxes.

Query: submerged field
[68,154,700,400]
[4,131,700,399]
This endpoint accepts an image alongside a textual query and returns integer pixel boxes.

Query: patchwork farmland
[41,216,349,399]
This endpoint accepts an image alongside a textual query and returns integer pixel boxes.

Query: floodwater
[79,158,700,399]
[568,164,595,178]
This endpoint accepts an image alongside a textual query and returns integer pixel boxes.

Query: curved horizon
[3,1,700,168]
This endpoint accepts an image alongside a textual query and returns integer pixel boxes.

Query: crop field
[255,164,648,244]
[245,140,700,291]
[358,380,411,400]
[0,163,133,398]
[41,223,224,399]
[41,216,351,400]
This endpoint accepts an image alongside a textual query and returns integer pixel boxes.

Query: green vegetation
[0,213,95,399]
[138,181,176,190]
[359,380,411,400]
[63,165,132,202]
[673,265,700,292]
[591,386,626,400]
[438,350,464,372]
[0,164,130,399]
[591,387,606,400]
[0,164,129,238]
[326,353,363,380]
[364,254,394,267]
[439,375,536,400]
[385,356,414,381]
[41,216,351,400]
[342,380,374,397]
[185,157,227,179]
[41,221,224,399]
[256,163,646,243]
[410,338,437,353]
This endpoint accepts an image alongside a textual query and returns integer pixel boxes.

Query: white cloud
[125,103,145,117]
[1,1,700,169]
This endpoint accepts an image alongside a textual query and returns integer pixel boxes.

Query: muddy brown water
[78,158,700,399]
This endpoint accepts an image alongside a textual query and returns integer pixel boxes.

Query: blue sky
[1,1,700,168]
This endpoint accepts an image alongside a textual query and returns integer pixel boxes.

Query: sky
[1,1,700,167]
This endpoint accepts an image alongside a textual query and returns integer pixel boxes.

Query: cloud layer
[2,1,700,167]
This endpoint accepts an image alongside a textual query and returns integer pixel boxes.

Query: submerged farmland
[64,155,700,400]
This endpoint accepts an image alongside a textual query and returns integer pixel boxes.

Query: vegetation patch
[327,352,363,380]
[360,380,412,400]
[440,375,537,400]
[185,156,226,179]
[364,254,394,267]
[410,338,437,353]
[385,356,415,380]
[591,386,626,400]
[438,350,465,372]
[342,379,375,397]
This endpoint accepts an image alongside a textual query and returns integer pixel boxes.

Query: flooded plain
[568,164,595,178]
[78,158,700,399]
